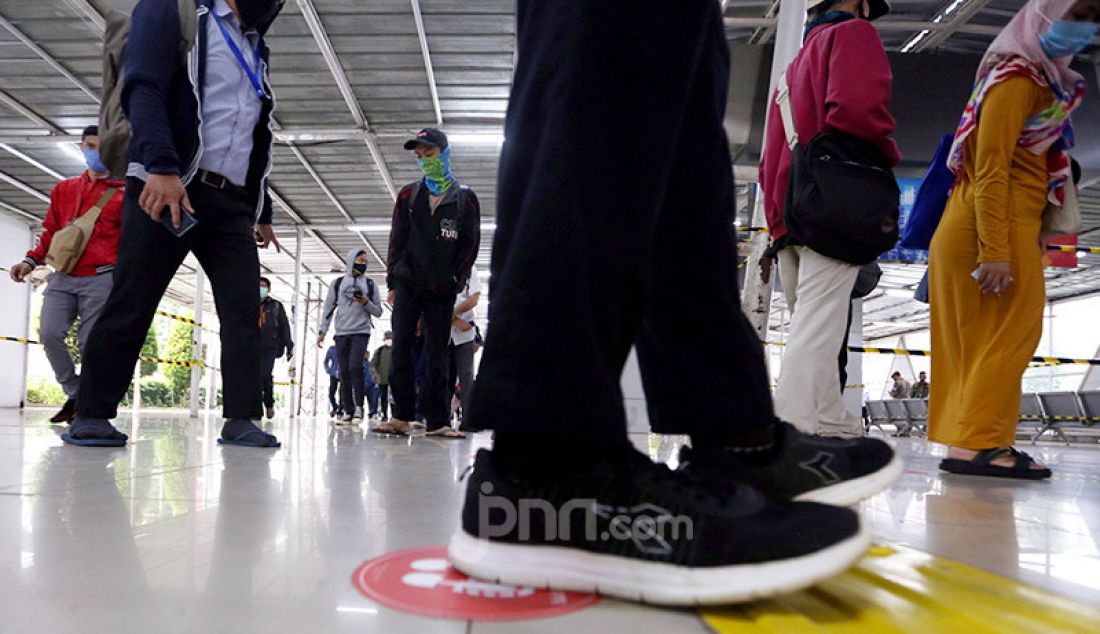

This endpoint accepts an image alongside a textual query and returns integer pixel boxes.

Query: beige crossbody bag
[45,187,118,273]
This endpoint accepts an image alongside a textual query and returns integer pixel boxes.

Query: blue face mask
[1040,20,1100,59]
[82,148,107,173]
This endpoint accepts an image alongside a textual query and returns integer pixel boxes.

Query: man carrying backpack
[369,331,394,421]
[759,0,900,438]
[258,276,293,420]
[374,128,480,438]
[318,250,384,425]
[7,125,125,424]
[67,0,286,448]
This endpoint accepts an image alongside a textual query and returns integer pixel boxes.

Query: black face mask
[235,0,285,32]
[352,262,367,275]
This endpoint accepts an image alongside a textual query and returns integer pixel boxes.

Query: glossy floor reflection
[0,408,1097,633]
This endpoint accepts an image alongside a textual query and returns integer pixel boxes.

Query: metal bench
[884,399,911,436]
[865,400,889,436]
[1035,392,1084,445]
[901,399,929,437]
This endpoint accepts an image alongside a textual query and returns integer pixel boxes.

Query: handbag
[1041,178,1081,239]
[900,133,956,250]
[45,186,118,273]
[777,70,900,266]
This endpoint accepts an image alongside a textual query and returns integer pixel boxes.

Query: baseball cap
[806,0,890,21]
[403,128,449,151]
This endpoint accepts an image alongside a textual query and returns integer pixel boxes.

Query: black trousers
[449,341,476,415]
[378,384,390,419]
[328,375,341,413]
[261,349,279,409]
[390,287,453,431]
[335,334,368,415]
[78,179,262,420]
[466,0,774,446]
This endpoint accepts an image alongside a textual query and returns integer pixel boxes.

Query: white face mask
[384,340,393,347]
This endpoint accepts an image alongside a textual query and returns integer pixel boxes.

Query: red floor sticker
[352,545,601,621]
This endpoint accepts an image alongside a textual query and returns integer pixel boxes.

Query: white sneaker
[352,407,364,424]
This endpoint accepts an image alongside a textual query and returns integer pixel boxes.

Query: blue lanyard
[212,11,268,100]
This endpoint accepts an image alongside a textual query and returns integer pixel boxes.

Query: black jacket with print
[386,180,480,299]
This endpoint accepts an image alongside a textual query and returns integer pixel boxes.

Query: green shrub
[25,377,67,406]
[140,322,159,377]
[165,315,196,402]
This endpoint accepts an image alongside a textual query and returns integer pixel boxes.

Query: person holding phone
[66,0,287,448]
[318,250,383,425]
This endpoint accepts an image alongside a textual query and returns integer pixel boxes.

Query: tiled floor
[0,408,1097,633]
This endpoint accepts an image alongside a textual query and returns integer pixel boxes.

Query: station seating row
[865,391,1100,444]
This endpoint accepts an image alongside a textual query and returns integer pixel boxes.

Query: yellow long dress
[928,76,1052,450]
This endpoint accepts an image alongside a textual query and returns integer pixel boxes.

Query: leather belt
[195,169,251,198]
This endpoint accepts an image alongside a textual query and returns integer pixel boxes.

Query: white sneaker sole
[448,519,870,606]
[794,454,904,507]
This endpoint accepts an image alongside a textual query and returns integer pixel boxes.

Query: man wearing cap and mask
[760,0,900,438]
[375,128,481,438]
[66,0,287,448]
[8,125,125,425]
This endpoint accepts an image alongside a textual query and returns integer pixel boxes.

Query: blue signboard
[880,177,928,262]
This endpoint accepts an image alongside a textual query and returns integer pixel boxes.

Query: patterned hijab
[948,0,1087,205]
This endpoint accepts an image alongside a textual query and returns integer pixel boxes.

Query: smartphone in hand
[161,207,197,237]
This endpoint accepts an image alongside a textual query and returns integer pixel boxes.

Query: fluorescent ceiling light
[346,222,498,232]
[447,132,504,146]
[56,141,85,162]
[901,30,930,53]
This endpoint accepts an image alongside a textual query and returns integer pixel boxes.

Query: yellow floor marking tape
[701,545,1100,633]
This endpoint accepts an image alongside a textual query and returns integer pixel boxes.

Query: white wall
[0,214,34,408]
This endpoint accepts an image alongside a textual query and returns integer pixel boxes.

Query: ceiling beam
[0,12,99,103]
[61,0,106,35]
[910,0,997,53]
[410,0,443,125]
[0,168,50,203]
[747,1,781,45]
[268,186,346,269]
[726,17,1003,38]
[0,198,39,223]
[294,0,398,199]
[0,144,65,180]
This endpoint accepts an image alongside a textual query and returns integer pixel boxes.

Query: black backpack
[776,71,900,265]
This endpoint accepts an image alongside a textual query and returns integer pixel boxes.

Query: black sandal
[939,447,1051,480]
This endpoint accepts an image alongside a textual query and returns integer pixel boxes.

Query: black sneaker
[448,448,869,606]
[49,398,77,424]
[679,421,902,507]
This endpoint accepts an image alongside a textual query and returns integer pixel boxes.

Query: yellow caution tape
[273,380,300,386]
[701,544,1100,633]
[1046,244,1100,255]
[0,335,40,345]
[736,226,771,234]
[156,309,201,327]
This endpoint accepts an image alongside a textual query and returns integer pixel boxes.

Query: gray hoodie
[321,248,384,337]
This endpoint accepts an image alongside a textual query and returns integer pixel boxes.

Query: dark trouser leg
[347,335,368,413]
[421,297,454,431]
[336,335,354,414]
[389,287,422,422]
[189,186,263,420]
[77,181,189,419]
[260,350,278,409]
[466,0,732,450]
[453,341,476,412]
[839,300,853,394]
[328,376,340,412]
[635,5,775,441]
[379,384,390,419]
[367,382,379,416]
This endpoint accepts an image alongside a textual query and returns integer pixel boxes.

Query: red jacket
[759,19,901,241]
[25,173,126,277]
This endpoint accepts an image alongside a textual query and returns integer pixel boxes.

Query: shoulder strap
[775,69,799,151]
[80,186,119,226]
[177,0,198,57]
[324,277,343,322]
[408,181,421,210]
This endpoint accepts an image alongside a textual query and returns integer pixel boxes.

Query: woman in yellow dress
[930,0,1098,479]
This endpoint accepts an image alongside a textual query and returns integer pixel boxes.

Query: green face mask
[417,146,454,195]
[260,287,269,300]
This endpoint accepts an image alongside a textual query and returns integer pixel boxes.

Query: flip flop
[425,428,467,439]
[218,429,281,448]
[940,447,1050,480]
[61,433,128,447]
[371,423,409,436]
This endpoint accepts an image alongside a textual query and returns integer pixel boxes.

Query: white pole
[740,0,806,339]
[204,340,216,412]
[313,282,323,417]
[188,269,205,418]
[290,225,304,418]
[132,360,141,412]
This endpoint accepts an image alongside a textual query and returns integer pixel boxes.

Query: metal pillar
[132,361,141,411]
[205,339,216,412]
[290,225,304,418]
[188,269,206,418]
[297,278,312,418]
[312,282,323,417]
[740,0,806,339]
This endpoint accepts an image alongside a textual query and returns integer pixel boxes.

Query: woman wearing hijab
[930,0,1098,479]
